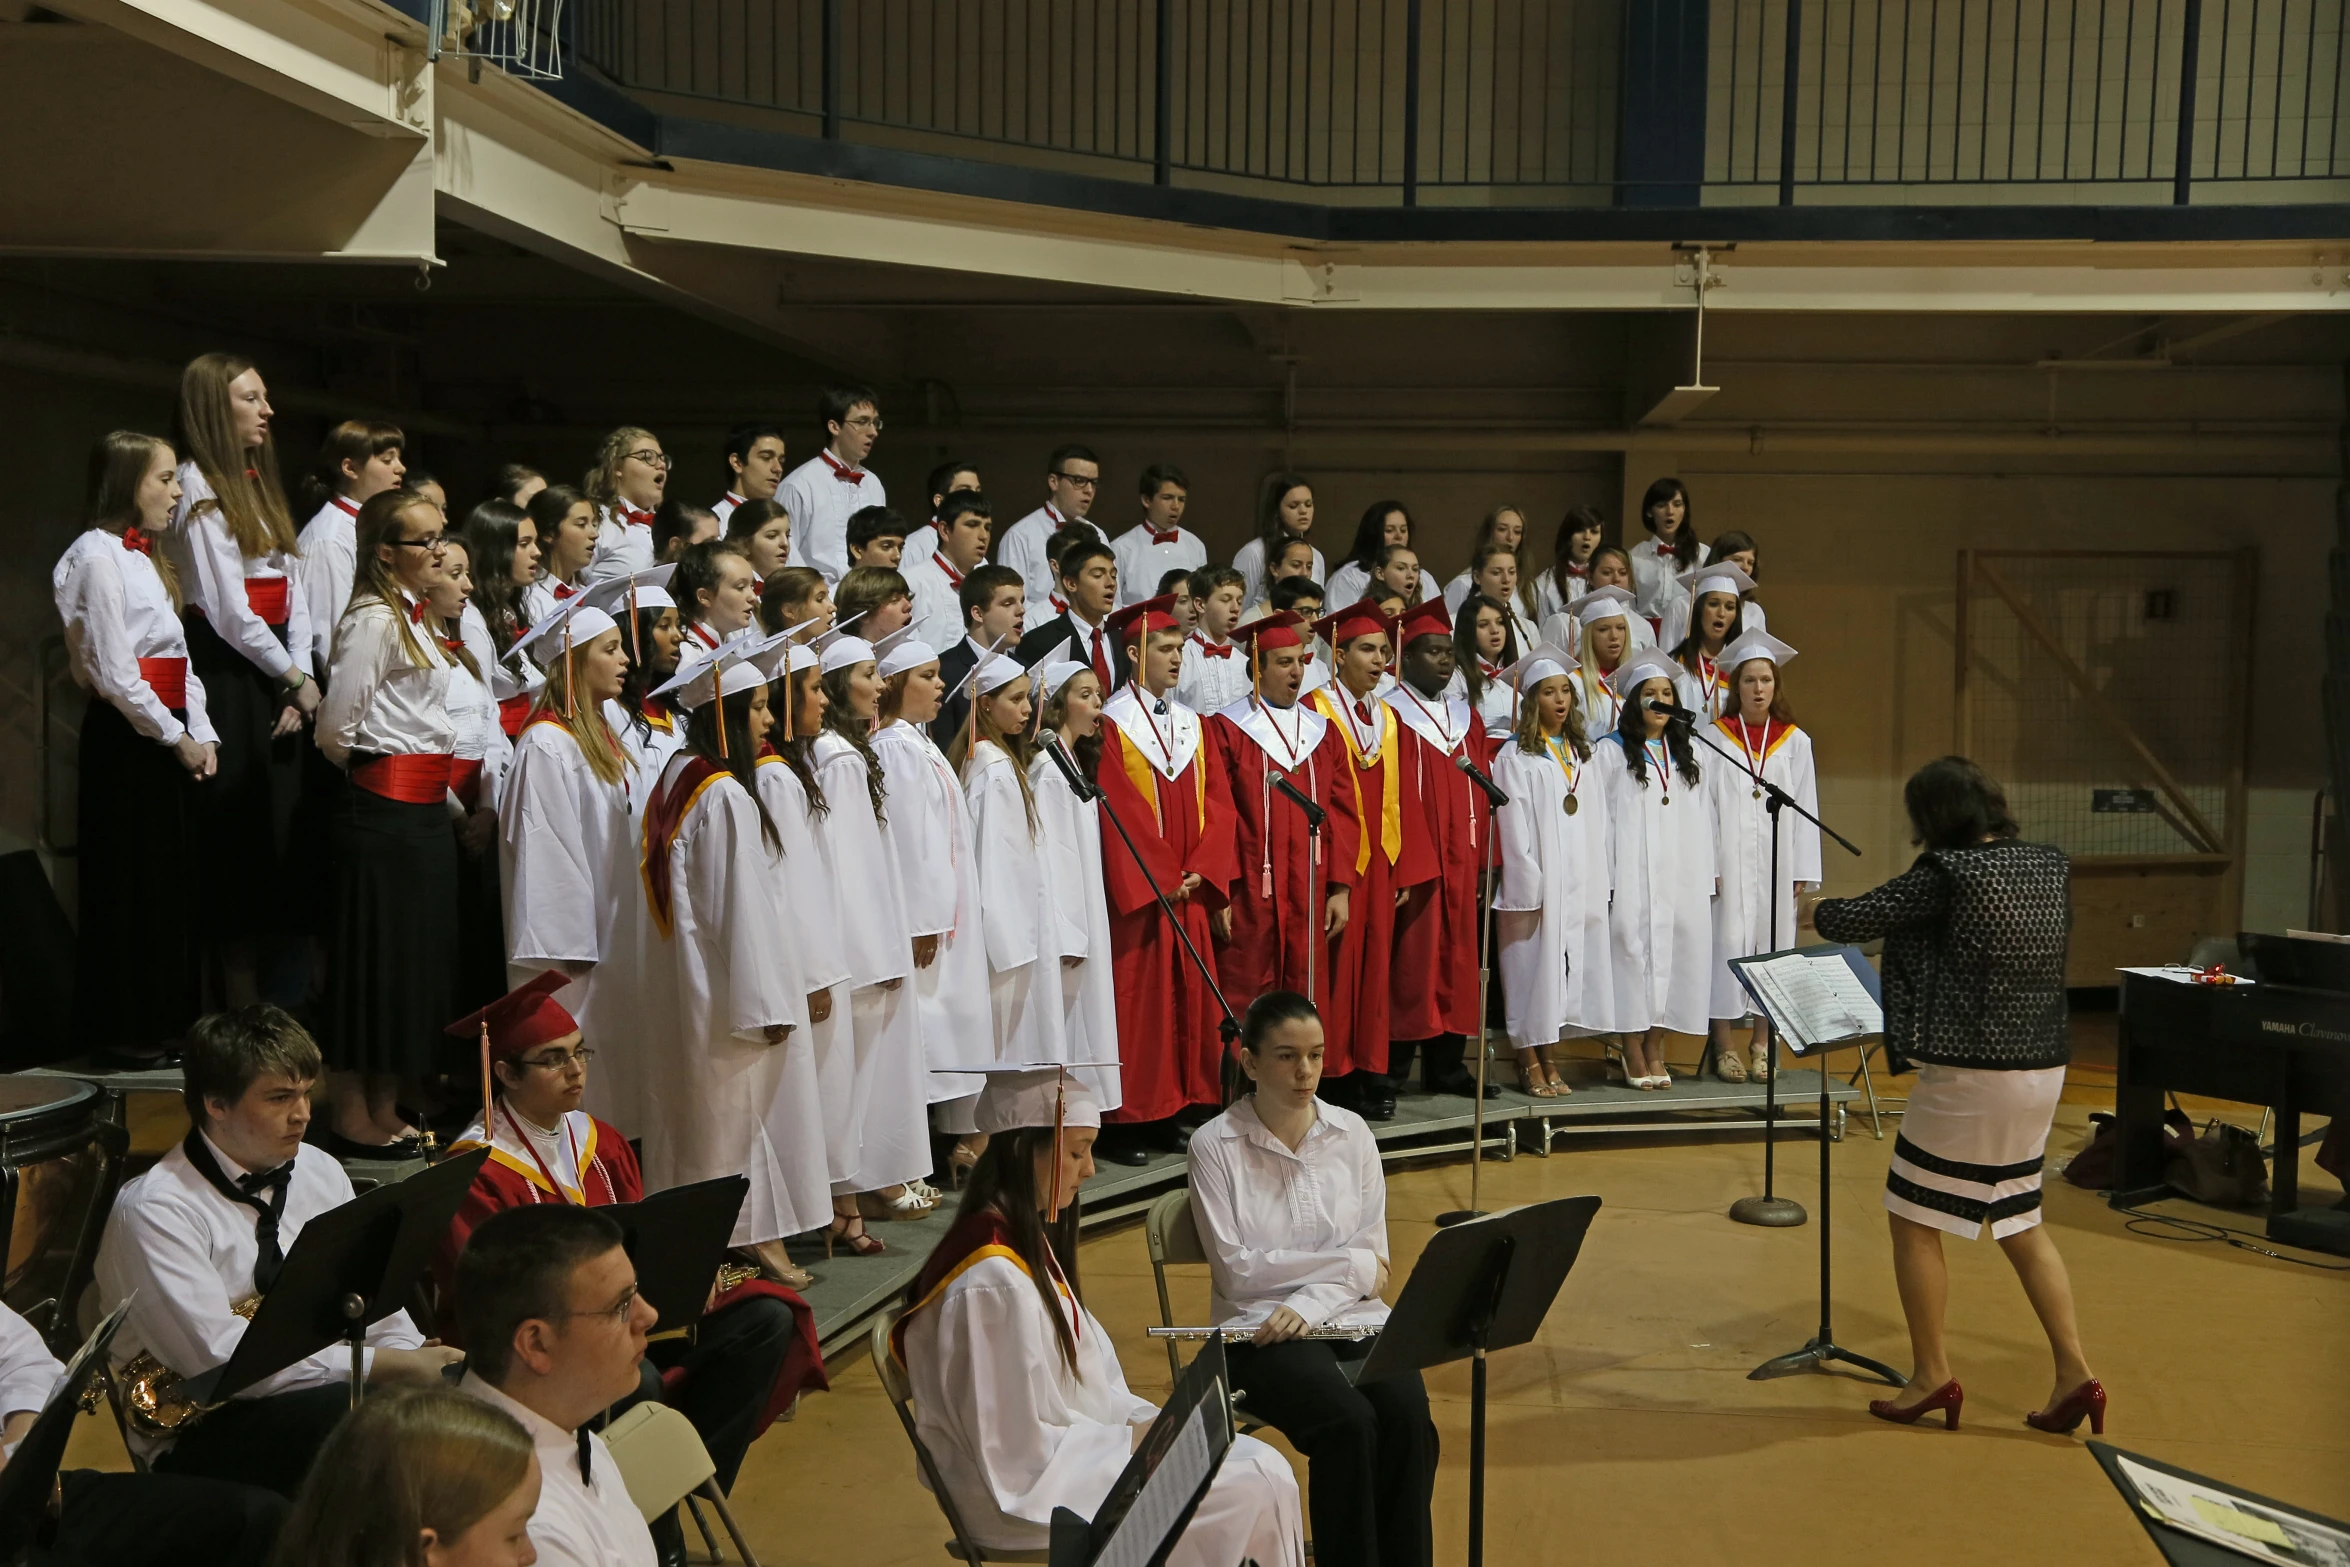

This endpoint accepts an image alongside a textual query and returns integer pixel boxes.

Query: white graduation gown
[1595,733,1719,1036]
[632,757,822,1245]
[1705,720,1823,1019]
[1491,739,1618,1044]
[903,1252,1304,1566]
[1027,750,1125,1110]
[1571,666,1625,742]
[1670,654,1735,723]
[874,720,994,1106]
[963,742,1065,1066]
[499,719,631,1025]
[608,701,685,817]
[810,731,931,1194]
[755,753,856,1196]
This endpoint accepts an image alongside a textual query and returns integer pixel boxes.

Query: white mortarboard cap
[514,598,619,668]
[818,636,876,676]
[875,627,938,680]
[651,648,765,708]
[582,565,678,617]
[1569,586,1636,628]
[1604,646,1685,700]
[943,631,1024,706]
[1720,630,1798,671]
[810,610,869,655]
[1036,660,1091,704]
[1675,561,1758,602]
[972,1066,1104,1134]
[975,653,1030,697]
[1495,641,1578,693]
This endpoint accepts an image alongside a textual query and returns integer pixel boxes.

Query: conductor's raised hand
[1252,1306,1308,1347]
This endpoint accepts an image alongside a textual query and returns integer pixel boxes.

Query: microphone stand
[1672,707,1861,1229]
[1441,756,1509,1229]
[1269,772,1325,1017]
[1041,732,1241,1061]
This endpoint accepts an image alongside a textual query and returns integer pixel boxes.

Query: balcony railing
[568,0,2350,206]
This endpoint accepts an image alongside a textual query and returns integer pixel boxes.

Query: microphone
[1644,696,1697,723]
[1270,772,1327,829]
[1039,731,1098,803]
[1454,752,1510,808]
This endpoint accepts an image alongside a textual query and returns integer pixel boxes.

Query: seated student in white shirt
[1189,990,1437,1567]
[1111,462,1208,605]
[95,1006,462,1496]
[0,1299,285,1567]
[266,1387,536,1567]
[455,1206,659,1567]
[905,489,995,655]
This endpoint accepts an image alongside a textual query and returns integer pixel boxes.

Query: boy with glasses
[997,443,1106,607]
[776,384,886,585]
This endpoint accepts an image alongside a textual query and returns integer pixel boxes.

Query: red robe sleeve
[429,1156,546,1346]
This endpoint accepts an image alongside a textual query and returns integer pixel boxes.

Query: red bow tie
[119,526,154,556]
[552,582,578,600]
[1149,529,1182,547]
[1566,563,1588,578]
[442,636,464,652]
[617,504,653,528]
[823,454,867,485]
[1194,637,1232,659]
[1050,595,1070,614]
[934,553,964,587]
[407,599,428,625]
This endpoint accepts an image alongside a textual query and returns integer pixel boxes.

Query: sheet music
[1096,1406,1213,1567]
[2116,1455,2350,1566]
[1743,953,1881,1052]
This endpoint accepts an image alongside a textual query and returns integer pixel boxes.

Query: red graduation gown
[430,1109,828,1436]
[1307,688,1439,1077]
[1388,689,1493,1041]
[1096,691,1240,1122]
[1209,702,1361,1016]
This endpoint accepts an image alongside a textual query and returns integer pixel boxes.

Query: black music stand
[602,1175,749,1333]
[2090,1441,2350,1566]
[179,1148,488,1410]
[0,1302,128,1566]
[1355,1195,1601,1567]
[1729,946,1902,1387]
[1048,1334,1237,1567]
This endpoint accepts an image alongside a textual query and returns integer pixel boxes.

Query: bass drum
[0,1076,127,1352]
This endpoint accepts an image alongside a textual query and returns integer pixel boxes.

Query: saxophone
[118,1295,261,1435]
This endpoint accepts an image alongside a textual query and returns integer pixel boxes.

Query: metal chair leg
[1850,1045,1886,1140]
[684,1495,723,1563]
[698,1482,764,1567]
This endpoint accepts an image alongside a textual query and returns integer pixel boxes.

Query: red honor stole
[639,755,729,934]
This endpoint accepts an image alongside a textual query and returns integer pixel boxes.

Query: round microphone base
[1729,1194,1808,1228]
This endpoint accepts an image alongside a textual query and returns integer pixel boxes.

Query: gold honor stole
[1310,689,1403,875]
[1112,723,1207,835]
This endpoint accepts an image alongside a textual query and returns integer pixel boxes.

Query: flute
[1147,1325,1383,1342]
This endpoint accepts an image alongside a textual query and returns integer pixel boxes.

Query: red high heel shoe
[2024,1379,2107,1436]
[1869,1379,1963,1430]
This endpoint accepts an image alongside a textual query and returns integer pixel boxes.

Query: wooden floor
[69,1028,2349,1565]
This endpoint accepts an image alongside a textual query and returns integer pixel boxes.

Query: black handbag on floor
[2163,1119,2271,1208]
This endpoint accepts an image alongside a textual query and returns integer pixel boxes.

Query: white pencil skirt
[1883,1063,2068,1240]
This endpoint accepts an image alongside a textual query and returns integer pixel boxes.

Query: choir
[52,366,1836,1566]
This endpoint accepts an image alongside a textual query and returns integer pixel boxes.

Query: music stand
[1048,1334,1237,1567]
[179,1148,488,1410]
[1355,1195,1601,1567]
[601,1175,749,1334]
[0,1302,128,1566]
[2089,1441,2350,1567]
[1728,945,1902,1387]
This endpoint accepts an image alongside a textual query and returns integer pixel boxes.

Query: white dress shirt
[318,592,458,769]
[1324,560,1439,615]
[711,490,747,527]
[776,451,884,584]
[1174,632,1251,717]
[53,528,216,747]
[461,1373,656,1567]
[1232,536,1326,611]
[166,462,311,680]
[97,1136,424,1462]
[1186,1096,1391,1332]
[296,498,361,672]
[0,1304,62,1429]
[583,502,657,587]
[1628,536,1709,623]
[1110,523,1207,607]
[1000,505,1101,608]
[452,602,516,805]
[901,548,973,657]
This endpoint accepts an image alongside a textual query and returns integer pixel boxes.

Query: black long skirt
[183,616,305,940]
[324,784,458,1077]
[452,827,508,1018]
[71,699,202,1051]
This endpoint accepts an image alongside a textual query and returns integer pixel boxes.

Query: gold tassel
[478,1019,493,1124]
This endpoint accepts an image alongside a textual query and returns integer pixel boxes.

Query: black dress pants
[42,1470,286,1567]
[1226,1337,1438,1567]
[152,1384,354,1498]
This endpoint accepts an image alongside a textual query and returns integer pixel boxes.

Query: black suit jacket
[1018,612,1128,694]
[930,637,984,748]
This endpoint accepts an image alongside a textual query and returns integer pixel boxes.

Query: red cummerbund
[137,656,189,709]
[497,694,532,737]
[450,757,485,811]
[351,752,454,804]
[244,576,290,626]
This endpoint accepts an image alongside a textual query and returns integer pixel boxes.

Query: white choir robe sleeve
[1187,1128,1380,1329]
[56,544,186,746]
[682,785,808,1041]
[0,1307,61,1422]
[173,476,298,681]
[968,756,1043,977]
[811,740,915,986]
[1489,745,1547,914]
[921,1278,1153,1531]
[877,739,960,940]
[1789,731,1823,884]
[758,761,851,992]
[501,738,608,973]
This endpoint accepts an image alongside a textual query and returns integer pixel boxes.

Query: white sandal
[1717,1048,1749,1083]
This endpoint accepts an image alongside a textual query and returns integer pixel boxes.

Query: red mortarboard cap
[1105,594,1183,645]
[1397,597,1453,646]
[1310,599,1396,648]
[443,969,579,1059]
[1228,611,1307,654]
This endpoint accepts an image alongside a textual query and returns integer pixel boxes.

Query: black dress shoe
[1099,1137,1152,1167]
[1361,1078,1398,1121]
[1426,1069,1501,1100]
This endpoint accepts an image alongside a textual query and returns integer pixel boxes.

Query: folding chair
[869,1304,1049,1563]
[600,1401,762,1567]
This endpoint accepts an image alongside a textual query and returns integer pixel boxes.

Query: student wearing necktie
[1534,504,1605,622]
[1017,536,1127,691]
[1110,462,1208,606]
[775,384,887,583]
[581,426,668,586]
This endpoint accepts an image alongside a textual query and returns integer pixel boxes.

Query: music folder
[0,1302,129,1565]
[1049,1334,1236,1567]
[1728,944,1883,1055]
[599,1175,750,1333]
[179,1147,490,1407]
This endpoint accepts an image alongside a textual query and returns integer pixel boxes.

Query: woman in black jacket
[1813,756,2103,1437]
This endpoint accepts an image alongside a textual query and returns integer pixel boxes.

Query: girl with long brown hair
[462,498,543,737]
[1234,472,1321,610]
[523,483,597,624]
[166,353,319,983]
[1536,503,1606,622]
[431,531,512,1017]
[316,490,461,1153]
[1441,503,1540,621]
[54,431,217,1063]
[1629,476,1704,624]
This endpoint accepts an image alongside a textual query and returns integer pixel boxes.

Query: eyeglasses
[625,450,672,469]
[518,1047,596,1072]
[1051,472,1099,489]
[842,415,883,432]
[388,534,446,552]
[560,1282,640,1326]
